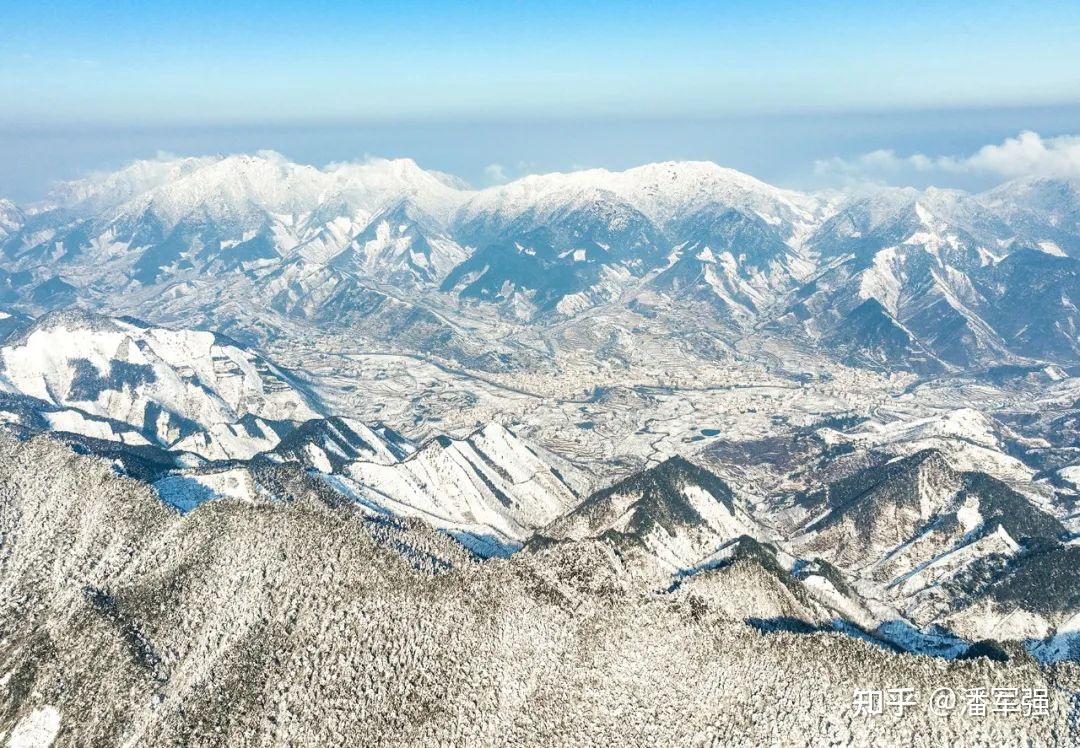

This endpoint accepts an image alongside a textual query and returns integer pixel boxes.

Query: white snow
[1058,465,1080,488]
[847,409,1032,483]
[857,246,904,315]
[304,444,334,473]
[0,314,319,459]
[955,501,982,534]
[154,468,258,512]
[1037,240,1067,257]
[43,410,150,445]
[457,161,819,236]
[340,423,576,548]
[7,706,61,748]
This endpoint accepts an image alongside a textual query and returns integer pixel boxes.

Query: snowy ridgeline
[0,432,1076,746]
[0,310,581,549]
[0,153,1077,375]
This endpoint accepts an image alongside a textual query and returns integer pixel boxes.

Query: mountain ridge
[4,153,1077,374]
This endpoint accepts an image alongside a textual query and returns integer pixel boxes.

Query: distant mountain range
[1,154,1077,374]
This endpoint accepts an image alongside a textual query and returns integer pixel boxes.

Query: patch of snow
[1037,240,1067,257]
[153,468,257,512]
[8,706,61,748]
[956,500,982,534]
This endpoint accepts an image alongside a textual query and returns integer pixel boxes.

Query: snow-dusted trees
[0,432,1075,746]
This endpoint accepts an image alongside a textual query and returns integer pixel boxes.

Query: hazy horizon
[3,102,1080,203]
[5,1,1080,201]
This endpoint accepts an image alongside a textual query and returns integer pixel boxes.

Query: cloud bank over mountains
[816,131,1080,187]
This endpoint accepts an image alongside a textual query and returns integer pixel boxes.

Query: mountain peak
[10,306,126,343]
[45,155,221,215]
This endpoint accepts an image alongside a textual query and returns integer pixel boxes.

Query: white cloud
[815,131,1080,185]
[483,163,508,184]
[952,131,1080,178]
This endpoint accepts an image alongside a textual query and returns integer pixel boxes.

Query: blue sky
[2,1,1080,198]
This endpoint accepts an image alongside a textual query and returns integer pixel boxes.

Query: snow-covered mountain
[265,415,414,470]
[2,153,1078,373]
[783,186,1080,370]
[0,199,24,242]
[979,176,1080,256]
[3,153,1078,375]
[789,446,1075,653]
[2,430,1071,745]
[334,422,578,555]
[0,308,321,459]
[541,456,761,574]
[446,162,821,318]
[1,151,1079,743]
[5,160,805,322]
[1,303,1079,670]
[329,199,470,286]
[147,419,577,557]
[0,310,579,554]
[455,161,818,234]
[0,153,473,302]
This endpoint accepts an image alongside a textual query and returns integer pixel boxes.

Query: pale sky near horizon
[3,1,1079,199]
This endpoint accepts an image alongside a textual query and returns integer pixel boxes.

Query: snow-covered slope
[978,176,1080,256]
[0,307,583,551]
[335,423,578,555]
[789,445,1071,645]
[456,161,819,232]
[2,431,1072,745]
[447,161,822,319]
[264,415,413,471]
[0,199,24,242]
[0,310,576,557]
[46,152,470,232]
[542,456,765,574]
[329,199,470,286]
[823,408,1034,483]
[787,185,1080,370]
[0,309,320,459]
[0,153,475,298]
